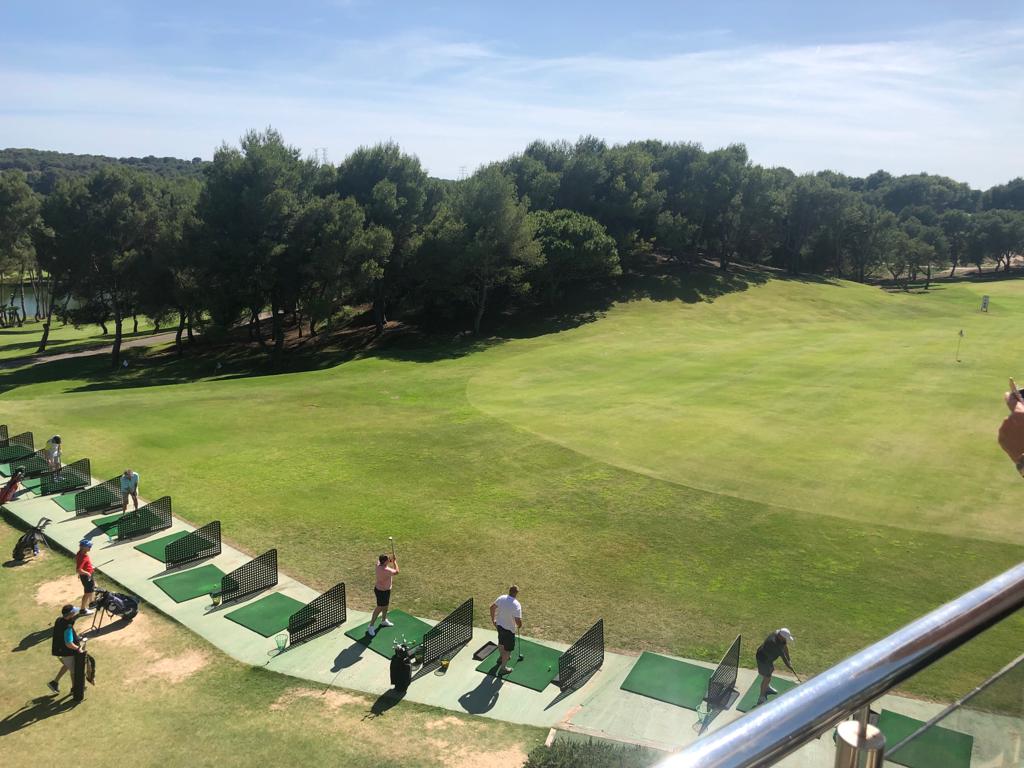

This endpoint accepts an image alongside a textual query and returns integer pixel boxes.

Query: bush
[523,739,661,768]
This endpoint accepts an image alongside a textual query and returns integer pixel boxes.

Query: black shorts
[756,651,774,678]
[80,574,95,593]
[374,588,391,608]
[497,626,516,652]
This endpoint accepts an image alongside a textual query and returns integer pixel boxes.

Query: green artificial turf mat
[344,610,431,658]
[475,637,562,692]
[90,512,124,536]
[21,477,42,493]
[224,592,305,637]
[878,710,974,768]
[53,492,79,512]
[735,675,799,712]
[619,652,713,710]
[134,530,190,562]
[153,564,226,603]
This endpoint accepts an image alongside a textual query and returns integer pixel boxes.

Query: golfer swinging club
[490,585,522,675]
[755,627,796,705]
[367,550,399,637]
[120,468,140,513]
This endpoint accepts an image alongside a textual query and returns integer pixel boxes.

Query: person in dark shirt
[48,604,84,694]
[755,627,796,705]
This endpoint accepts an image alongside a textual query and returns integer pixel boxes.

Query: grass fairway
[0,530,543,767]
[1,271,1021,703]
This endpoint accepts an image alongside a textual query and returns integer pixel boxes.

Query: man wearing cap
[120,469,140,513]
[489,585,522,675]
[76,539,96,616]
[48,604,84,694]
[755,627,796,705]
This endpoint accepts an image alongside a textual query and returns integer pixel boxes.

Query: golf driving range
[3,271,1023,763]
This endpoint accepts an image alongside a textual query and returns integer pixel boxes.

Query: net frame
[39,459,91,496]
[165,520,221,568]
[0,431,33,462]
[218,549,278,605]
[117,496,173,541]
[705,634,741,709]
[420,598,474,665]
[557,619,605,692]
[0,424,8,443]
[17,450,51,478]
[71,477,121,515]
[287,583,347,646]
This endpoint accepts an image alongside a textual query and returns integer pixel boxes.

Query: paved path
[0,329,178,370]
[3,478,1002,764]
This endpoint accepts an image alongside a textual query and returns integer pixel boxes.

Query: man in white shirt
[489,585,522,675]
[120,469,140,512]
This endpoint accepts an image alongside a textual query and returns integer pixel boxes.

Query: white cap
[779,627,794,644]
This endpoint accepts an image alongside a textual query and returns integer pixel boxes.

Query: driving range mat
[153,564,226,603]
[344,610,431,658]
[619,652,714,710]
[736,675,799,712]
[134,530,191,562]
[224,592,305,637]
[90,512,124,536]
[21,477,42,493]
[53,492,80,512]
[475,637,561,691]
[878,710,973,768]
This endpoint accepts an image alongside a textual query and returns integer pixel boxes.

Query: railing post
[834,706,884,768]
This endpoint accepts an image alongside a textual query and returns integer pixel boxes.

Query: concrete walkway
[2,480,1004,765]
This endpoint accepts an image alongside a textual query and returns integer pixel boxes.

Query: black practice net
[705,634,741,709]
[18,450,51,478]
[72,477,121,514]
[0,424,7,443]
[287,583,347,646]
[117,496,173,541]
[219,549,278,604]
[557,619,605,692]
[39,459,91,496]
[420,598,474,665]
[0,431,32,462]
[165,520,221,567]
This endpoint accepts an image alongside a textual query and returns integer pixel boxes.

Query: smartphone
[1010,378,1024,406]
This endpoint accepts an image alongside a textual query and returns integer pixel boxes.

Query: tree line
[1,129,1023,368]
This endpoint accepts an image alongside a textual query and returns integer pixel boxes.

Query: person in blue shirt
[48,604,84,694]
[120,469,140,513]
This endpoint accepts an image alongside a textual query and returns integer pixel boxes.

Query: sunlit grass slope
[1,273,1020,703]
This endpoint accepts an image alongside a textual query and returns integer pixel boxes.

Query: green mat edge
[474,637,562,692]
[735,675,799,712]
[343,609,432,657]
[134,530,190,561]
[619,651,714,710]
[152,564,226,603]
[223,593,306,637]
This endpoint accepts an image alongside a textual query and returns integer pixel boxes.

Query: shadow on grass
[363,688,406,720]
[11,628,50,653]
[0,695,80,735]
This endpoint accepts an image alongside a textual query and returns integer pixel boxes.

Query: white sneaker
[367,625,376,637]
[380,619,394,627]
[80,609,94,616]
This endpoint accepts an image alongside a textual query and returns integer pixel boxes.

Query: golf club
[389,535,396,560]
[517,627,524,661]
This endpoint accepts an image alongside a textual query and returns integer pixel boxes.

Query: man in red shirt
[367,553,399,638]
[76,539,96,616]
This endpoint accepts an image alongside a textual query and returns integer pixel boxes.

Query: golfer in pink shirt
[367,553,399,637]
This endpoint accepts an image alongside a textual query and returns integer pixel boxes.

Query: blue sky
[1,1,1021,187]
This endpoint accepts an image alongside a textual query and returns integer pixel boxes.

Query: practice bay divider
[70,477,121,515]
[0,424,7,443]
[419,598,474,665]
[165,520,221,568]
[39,459,91,496]
[218,549,278,605]
[704,634,741,710]
[16,450,51,478]
[287,583,347,646]
[0,431,32,463]
[556,619,605,692]
[117,496,173,541]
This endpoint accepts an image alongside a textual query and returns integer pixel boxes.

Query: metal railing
[660,561,1024,768]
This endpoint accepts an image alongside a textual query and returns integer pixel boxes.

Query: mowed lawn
[0,319,157,363]
[1,273,1021,704]
[0,530,543,768]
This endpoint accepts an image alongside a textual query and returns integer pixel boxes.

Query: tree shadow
[0,695,80,736]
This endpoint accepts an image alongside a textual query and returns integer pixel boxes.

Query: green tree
[939,210,973,277]
[0,170,44,325]
[529,209,620,304]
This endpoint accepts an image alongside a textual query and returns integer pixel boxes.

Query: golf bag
[89,589,140,622]
[11,517,51,561]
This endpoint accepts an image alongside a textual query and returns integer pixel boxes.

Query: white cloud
[1,22,1021,186]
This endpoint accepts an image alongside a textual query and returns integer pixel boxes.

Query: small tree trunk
[100,320,109,335]
[186,312,194,342]
[924,264,932,289]
[132,313,138,334]
[37,280,63,353]
[472,283,488,334]
[373,280,386,335]
[18,267,27,326]
[271,301,284,363]
[111,314,124,370]
[175,310,186,354]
